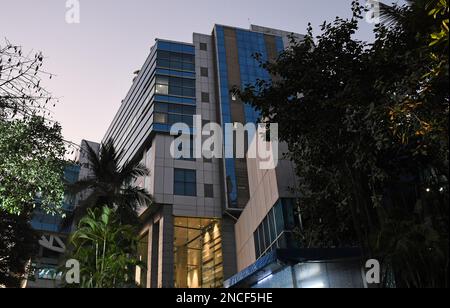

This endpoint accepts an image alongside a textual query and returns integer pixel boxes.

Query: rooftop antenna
[248,18,251,29]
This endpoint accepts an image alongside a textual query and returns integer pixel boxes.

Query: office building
[25,140,99,288]
[26,164,80,288]
[102,24,364,289]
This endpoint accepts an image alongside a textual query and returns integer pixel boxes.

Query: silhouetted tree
[238,0,448,287]
[67,139,153,226]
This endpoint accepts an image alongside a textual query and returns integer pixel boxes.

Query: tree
[0,207,37,288]
[0,40,66,215]
[67,139,152,226]
[0,116,67,215]
[66,206,142,288]
[0,39,55,119]
[238,0,448,287]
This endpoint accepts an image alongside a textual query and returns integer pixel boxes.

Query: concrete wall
[234,141,299,271]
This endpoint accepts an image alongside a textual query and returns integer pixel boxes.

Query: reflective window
[136,233,149,288]
[157,51,195,72]
[253,199,299,259]
[174,169,197,196]
[153,102,196,127]
[37,265,62,281]
[155,75,195,98]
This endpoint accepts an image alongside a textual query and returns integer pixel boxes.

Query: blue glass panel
[154,95,169,102]
[185,183,197,196]
[185,170,196,183]
[155,68,196,78]
[274,201,284,237]
[174,169,185,181]
[157,41,173,51]
[174,182,185,195]
[173,97,196,105]
[155,103,168,113]
[153,123,170,132]
[182,44,195,54]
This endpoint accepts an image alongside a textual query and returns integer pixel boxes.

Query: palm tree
[378,0,438,32]
[67,139,152,226]
[66,206,142,288]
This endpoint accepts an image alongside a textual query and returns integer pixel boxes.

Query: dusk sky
[1,0,382,145]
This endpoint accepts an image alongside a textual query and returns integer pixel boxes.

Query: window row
[155,75,196,98]
[153,102,196,127]
[157,51,195,72]
[154,113,194,127]
[157,41,195,54]
[158,50,195,63]
[253,199,299,259]
[154,102,196,114]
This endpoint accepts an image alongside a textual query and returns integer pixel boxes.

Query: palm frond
[65,177,98,194]
[119,162,150,184]
[67,137,154,227]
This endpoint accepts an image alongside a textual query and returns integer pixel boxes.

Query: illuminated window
[174,217,223,288]
[155,75,195,98]
[154,113,167,124]
[156,84,169,95]
[136,233,149,288]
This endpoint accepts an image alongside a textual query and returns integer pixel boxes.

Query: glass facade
[215,26,284,209]
[253,199,299,260]
[252,261,365,289]
[235,29,271,124]
[136,233,149,288]
[153,102,196,127]
[253,267,295,288]
[157,50,196,72]
[215,26,238,209]
[152,41,196,134]
[103,40,196,165]
[31,164,81,233]
[174,217,224,288]
[155,75,196,97]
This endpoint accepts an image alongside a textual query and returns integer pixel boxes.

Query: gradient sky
[1,0,379,145]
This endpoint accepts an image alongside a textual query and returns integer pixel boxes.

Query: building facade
[26,140,99,288]
[26,164,81,288]
[102,24,306,288]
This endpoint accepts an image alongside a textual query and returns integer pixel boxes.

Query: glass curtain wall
[174,217,223,288]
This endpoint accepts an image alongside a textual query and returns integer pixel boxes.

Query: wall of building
[102,24,304,287]
[133,33,240,287]
[234,141,299,271]
[250,24,305,48]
